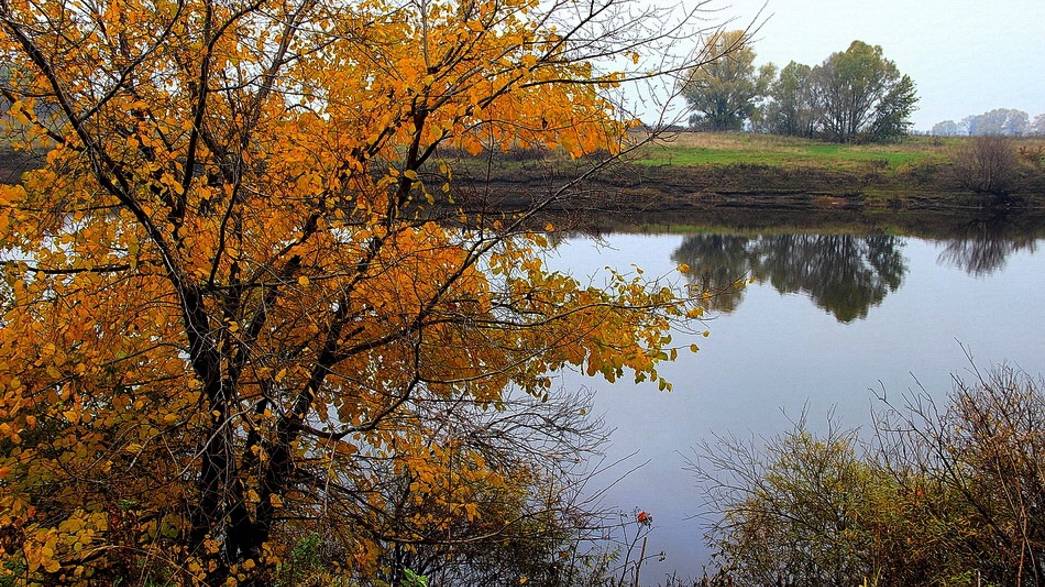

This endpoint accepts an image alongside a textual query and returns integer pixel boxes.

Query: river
[542,217,1045,583]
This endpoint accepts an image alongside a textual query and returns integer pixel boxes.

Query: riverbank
[444,132,1045,215]
[6,132,1045,214]
[634,131,949,170]
[549,206,1045,241]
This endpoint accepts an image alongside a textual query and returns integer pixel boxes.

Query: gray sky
[719,0,1045,130]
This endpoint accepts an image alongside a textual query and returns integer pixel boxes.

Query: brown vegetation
[952,136,1021,195]
[692,363,1045,586]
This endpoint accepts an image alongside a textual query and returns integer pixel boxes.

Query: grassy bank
[436,131,1045,214]
[630,131,955,171]
[545,205,1045,240]
[5,132,1045,213]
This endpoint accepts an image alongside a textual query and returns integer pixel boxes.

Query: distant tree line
[933,108,1045,137]
[684,32,918,144]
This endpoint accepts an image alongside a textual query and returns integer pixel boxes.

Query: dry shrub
[692,363,1045,586]
[1018,144,1045,169]
[952,136,1020,195]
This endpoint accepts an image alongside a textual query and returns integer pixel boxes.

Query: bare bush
[876,364,1045,585]
[952,136,1020,195]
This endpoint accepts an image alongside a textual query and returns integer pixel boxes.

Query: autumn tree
[684,30,775,131]
[0,0,711,584]
[0,64,8,116]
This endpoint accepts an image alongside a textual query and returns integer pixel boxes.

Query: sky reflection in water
[545,225,1045,583]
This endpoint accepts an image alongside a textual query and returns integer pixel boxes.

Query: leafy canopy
[812,41,918,143]
[684,30,775,132]
[0,0,696,583]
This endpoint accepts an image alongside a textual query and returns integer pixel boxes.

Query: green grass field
[630,132,955,172]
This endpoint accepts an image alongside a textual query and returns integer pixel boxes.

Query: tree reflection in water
[936,219,1039,277]
[672,234,907,323]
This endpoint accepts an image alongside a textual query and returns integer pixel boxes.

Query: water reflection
[936,219,1040,276]
[672,234,907,323]
[549,221,1045,581]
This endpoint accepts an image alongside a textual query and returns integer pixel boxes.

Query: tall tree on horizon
[761,61,818,137]
[684,30,776,131]
[812,41,918,143]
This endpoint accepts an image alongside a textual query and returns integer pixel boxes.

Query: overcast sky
[710,0,1045,130]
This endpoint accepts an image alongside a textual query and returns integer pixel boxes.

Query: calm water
[544,223,1045,583]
